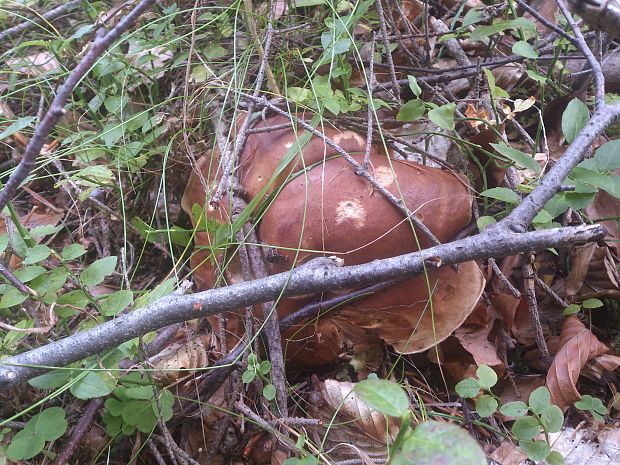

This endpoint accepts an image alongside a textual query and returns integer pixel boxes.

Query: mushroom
[256,151,484,364]
[185,115,485,367]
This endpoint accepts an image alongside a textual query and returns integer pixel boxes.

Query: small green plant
[574,395,608,421]
[456,366,565,464]
[563,298,604,315]
[5,407,68,461]
[102,372,174,437]
[242,353,277,401]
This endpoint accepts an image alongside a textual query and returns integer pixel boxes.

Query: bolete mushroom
[184,114,485,367]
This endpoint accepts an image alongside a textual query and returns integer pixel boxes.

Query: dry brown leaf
[308,379,399,462]
[566,243,598,297]
[453,302,503,367]
[585,188,620,256]
[498,374,546,407]
[546,317,610,410]
[150,333,210,385]
[490,440,527,465]
[6,51,61,76]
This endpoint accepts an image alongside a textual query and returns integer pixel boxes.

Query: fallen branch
[0,223,605,389]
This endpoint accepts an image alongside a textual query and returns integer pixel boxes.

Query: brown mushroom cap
[238,114,388,199]
[279,262,484,365]
[258,153,473,272]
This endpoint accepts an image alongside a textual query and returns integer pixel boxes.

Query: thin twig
[362,33,377,170]
[515,0,579,46]
[235,401,298,451]
[555,0,606,110]
[0,0,82,43]
[522,253,552,368]
[375,0,401,103]
[489,258,521,299]
[243,0,280,95]
[534,275,568,308]
[211,1,278,206]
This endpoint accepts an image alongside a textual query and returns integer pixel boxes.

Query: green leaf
[291,0,326,6]
[30,268,68,295]
[582,298,603,309]
[0,287,28,308]
[394,421,486,465]
[14,266,46,283]
[6,431,45,460]
[99,290,133,316]
[355,379,409,417]
[527,69,548,84]
[30,407,67,441]
[462,8,484,28]
[258,360,272,375]
[102,411,122,436]
[122,400,158,432]
[104,95,128,115]
[562,99,589,144]
[80,256,117,286]
[23,245,51,265]
[263,384,277,401]
[570,167,616,193]
[476,365,498,389]
[586,140,620,171]
[546,450,565,465]
[490,142,541,174]
[407,75,422,97]
[29,371,72,390]
[397,99,426,122]
[0,116,36,141]
[532,209,553,224]
[470,17,536,41]
[512,40,538,58]
[125,385,155,400]
[512,416,540,441]
[455,378,480,399]
[499,401,528,417]
[475,395,498,417]
[428,103,456,130]
[476,216,496,231]
[70,370,118,399]
[540,405,564,433]
[242,370,256,384]
[6,407,67,461]
[105,398,125,416]
[481,187,520,204]
[61,243,87,261]
[563,304,581,315]
[529,386,551,414]
[519,440,551,461]
[134,277,175,308]
[155,391,175,421]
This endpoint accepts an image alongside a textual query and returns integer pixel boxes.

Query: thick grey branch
[0,223,605,390]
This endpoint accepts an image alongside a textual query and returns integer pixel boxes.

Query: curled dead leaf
[546,316,610,410]
[308,379,399,462]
